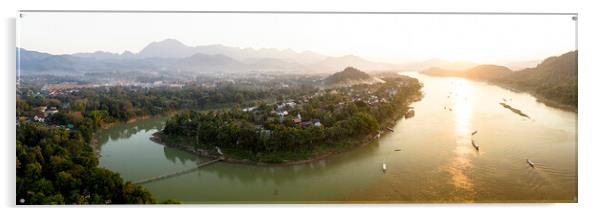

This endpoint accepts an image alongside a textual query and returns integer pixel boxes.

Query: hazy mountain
[133,39,327,65]
[174,53,246,73]
[73,51,124,60]
[18,39,405,75]
[245,58,307,72]
[323,67,385,86]
[503,59,542,71]
[19,48,168,75]
[19,48,80,74]
[493,51,577,108]
[136,39,194,58]
[421,64,513,80]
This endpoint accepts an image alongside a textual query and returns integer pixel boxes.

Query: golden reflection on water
[445,79,477,199]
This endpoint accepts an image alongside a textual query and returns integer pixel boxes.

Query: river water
[97,72,577,203]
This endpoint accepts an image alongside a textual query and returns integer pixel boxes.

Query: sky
[18,12,577,64]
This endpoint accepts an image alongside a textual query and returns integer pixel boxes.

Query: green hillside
[493,51,577,109]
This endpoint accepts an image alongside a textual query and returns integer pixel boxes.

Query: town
[158,74,422,163]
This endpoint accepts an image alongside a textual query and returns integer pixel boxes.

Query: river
[97,72,577,203]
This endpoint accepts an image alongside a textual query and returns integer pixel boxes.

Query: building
[242,106,257,112]
[33,114,45,123]
[293,113,302,124]
[35,106,47,113]
[44,107,59,117]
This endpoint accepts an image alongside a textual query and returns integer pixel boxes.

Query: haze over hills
[421,64,513,80]
[18,38,559,84]
[131,39,327,65]
[493,51,577,108]
[20,39,404,75]
[419,51,577,109]
[401,59,479,72]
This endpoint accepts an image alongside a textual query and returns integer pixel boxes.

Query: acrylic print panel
[16,11,577,204]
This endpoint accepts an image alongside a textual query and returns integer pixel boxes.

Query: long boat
[527,159,535,167]
[471,140,480,150]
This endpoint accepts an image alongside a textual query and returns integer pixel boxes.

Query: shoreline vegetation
[155,71,423,165]
[493,82,577,112]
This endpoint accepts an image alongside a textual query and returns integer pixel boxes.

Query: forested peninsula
[156,69,423,164]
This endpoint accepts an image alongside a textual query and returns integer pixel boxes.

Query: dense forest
[160,74,423,163]
[16,123,156,204]
[16,84,316,204]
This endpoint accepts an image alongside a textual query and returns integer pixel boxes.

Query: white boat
[382,162,387,172]
[527,159,535,167]
[216,146,224,156]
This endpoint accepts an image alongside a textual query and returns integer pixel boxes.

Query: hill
[323,67,384,86]
[493,51,577,109]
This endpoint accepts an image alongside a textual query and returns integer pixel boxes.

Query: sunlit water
[98,72,577,203]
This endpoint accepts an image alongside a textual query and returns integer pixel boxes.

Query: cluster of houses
[242,98,323,130]
[292,113,322,127]
[237,79,412,137]
[32,106,59,123]
[17,105,82,130]
[341,86,399,107]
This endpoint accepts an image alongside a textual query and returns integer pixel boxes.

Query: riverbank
[492,82,577,112]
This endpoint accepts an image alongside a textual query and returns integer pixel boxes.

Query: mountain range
[18,39,404,75]
[18,39,504,76]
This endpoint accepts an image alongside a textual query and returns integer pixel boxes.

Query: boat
[471,130,478,136]
[405,108,415,118]
[471,140,479,150]
[382,162,387,172]
[394,149,402,151]
[385,127,394,132]
[527,159,535,167]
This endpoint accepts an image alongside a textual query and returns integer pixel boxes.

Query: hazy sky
[18,12,576,64]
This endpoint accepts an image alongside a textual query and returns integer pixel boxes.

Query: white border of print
[1,0,601,216]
